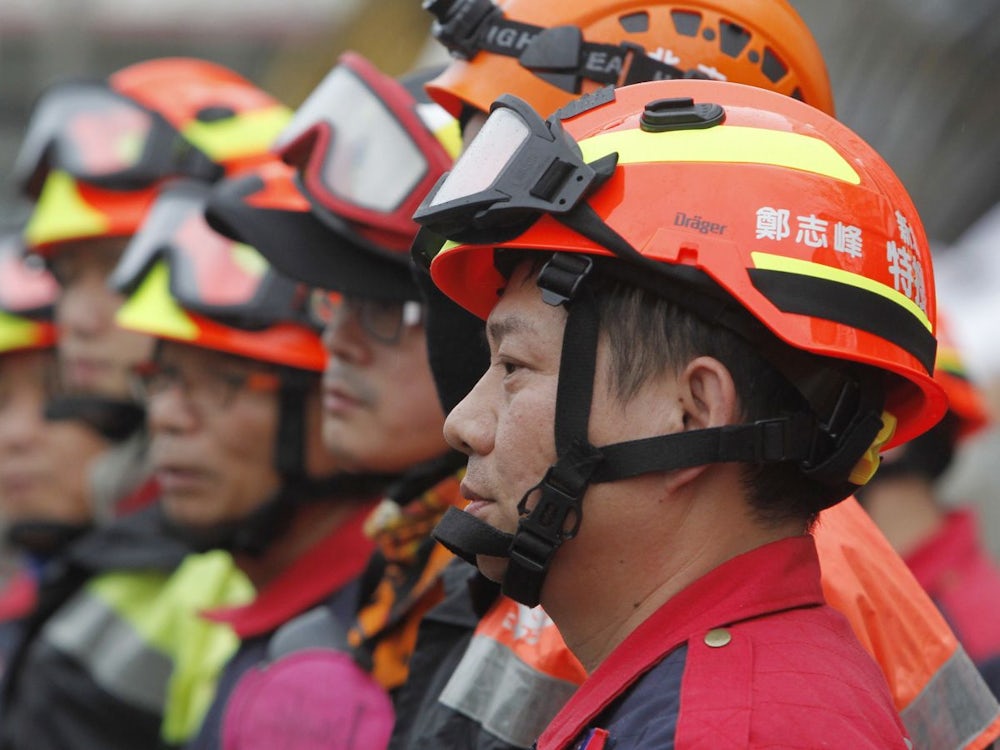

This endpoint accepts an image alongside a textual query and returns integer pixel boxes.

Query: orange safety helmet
[18,57,291,257]
[415,80,946,605]
[424,0,834,119]
[932,314,990,441]
[423,81,944,449]
[0,235,58,356]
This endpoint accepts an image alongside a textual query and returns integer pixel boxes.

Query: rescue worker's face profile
[0,349,108,526]
[319,297,448,474]
[50,238,154,399]
[145,342,295,530]
[444,263,687,585]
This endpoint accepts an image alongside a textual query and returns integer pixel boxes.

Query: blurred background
[1,0,999,544]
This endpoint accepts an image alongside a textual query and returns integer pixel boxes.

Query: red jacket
[537,535,909,749]
[907,508,1000,677]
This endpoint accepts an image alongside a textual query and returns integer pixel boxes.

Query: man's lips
[322,382,365,415]
[154,464,211,494]
[62,357,111,386]
[460,483,495,516]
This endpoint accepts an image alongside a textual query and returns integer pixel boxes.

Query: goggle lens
[109,181,278,322]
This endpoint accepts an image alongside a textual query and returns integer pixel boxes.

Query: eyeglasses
[131,360,281,411]
[309,290,422,345]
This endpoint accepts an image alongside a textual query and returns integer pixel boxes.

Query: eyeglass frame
[130,357,282,412]
[308,290,423,345]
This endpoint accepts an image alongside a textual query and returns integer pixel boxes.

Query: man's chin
[475,554,509,584]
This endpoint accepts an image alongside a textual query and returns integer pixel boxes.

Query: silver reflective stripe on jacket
[439,634,579,749]
[43,588,172,713]
[902,645,1000,749]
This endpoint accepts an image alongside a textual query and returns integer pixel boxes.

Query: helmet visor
[109,180,311,331]
[274,52,453,239]
[413,93,613,253]
[13,81,220,199]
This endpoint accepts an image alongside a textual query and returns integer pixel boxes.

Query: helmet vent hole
[670,10,701,37]
[702,28,716,41]
[196,105,236,123]
[748,50,761,64]
[761,48,788,83]
[719,21,751,58]
[791,87,805,102]
[618,12,649,33]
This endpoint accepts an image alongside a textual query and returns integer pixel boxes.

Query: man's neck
[236,501,359,589]
[544,471,805,672]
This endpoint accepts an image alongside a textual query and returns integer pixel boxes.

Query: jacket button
[704,628,732,648]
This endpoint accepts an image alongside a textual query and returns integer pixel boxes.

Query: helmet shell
[934,314,990,440]
[427,0,834,117]
[431,80,945,447]
[25,58,291,257]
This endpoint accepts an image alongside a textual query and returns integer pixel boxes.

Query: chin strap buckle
[537,253,594,307]
[504,441,603,606]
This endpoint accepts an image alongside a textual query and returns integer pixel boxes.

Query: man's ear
[679,356,740,432]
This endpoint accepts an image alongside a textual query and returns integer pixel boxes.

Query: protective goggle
[412,92,620,266]
[273,52,454,243]
[0,236,58,318]
[108,179,314,332]
[12,80,222,199]
[425,0,693,94]
[309,290,423,345]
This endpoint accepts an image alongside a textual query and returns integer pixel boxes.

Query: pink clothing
[906,508,1000,667]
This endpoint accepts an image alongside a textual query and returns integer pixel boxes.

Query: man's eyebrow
[486,315,535,346]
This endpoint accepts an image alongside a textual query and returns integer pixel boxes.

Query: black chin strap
[6,520,93,559]
[45,395,145,442]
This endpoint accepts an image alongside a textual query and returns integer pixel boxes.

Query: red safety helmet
[424,0,834,118]
[415,81,946,605]
[18,58,291,257]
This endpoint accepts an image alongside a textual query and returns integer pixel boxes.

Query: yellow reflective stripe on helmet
[418,101,463,160]
[116,261,199,340]
[578,125,860,185]
[181,105,292,163]
[751,251,931,331]
[24,171,111,247]
[935,347,964,375]
[0,311,46,354]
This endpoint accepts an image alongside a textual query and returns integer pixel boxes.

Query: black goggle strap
[274,367,313,480]
[427,0,688,94]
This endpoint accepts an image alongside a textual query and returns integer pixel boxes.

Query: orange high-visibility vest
[816,497,1000,749]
